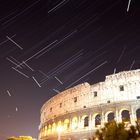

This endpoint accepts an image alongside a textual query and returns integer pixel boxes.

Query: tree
[7,136,34,140]
[95,121,140,140]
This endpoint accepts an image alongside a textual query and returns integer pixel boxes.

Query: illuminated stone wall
[39,69,140,140]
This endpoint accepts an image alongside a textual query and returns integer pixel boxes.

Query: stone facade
[39,69,140,140]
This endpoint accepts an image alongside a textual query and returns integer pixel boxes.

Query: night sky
[0,0,140,139]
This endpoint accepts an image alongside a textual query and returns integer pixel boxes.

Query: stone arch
[81,115,89,128]
[84,116,89,127]
[136,108,140,122]
[63,119,70,130]
[52,123,56,133]
[72,117,78,129]
[120,109,130,123]
[94,114,101,127]
[105,111,115,122]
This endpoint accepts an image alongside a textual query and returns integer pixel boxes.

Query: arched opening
[136,108,140,122]
[121,110,130,123]
[95,114,101,127]
[52,123,56,133]
[107,112,115,122]
[84,116,89,127]
[81,115,89,128]
[72,117,78,129]
[57,121,63,133]
[64,119,70,131]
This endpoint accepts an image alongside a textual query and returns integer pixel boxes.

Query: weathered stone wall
[39,69,140,140]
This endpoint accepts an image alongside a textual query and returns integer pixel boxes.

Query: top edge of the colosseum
[41,69,140,112]
[41,82,90,112]
[105,69,140,80]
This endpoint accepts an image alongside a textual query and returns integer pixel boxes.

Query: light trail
[6,36,23,50]
[127,0,132,12]
[66,61,107,88]
[0,34,16,46]
[55,76,63,85]
[12,67,29,78]
[117,47,126,63]
[32,76,41,87]
[7,90,11,97]
[23,61,34,71]
[130,60,135,70]
[14,40,58,69]
[6,57,22,69]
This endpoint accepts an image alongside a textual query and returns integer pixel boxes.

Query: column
[89,114,92,130]
[115,109,120,123]
[92,116,95,129]
[101,112,105,127]
[104,113,108,123]
[69,117,72,131]
[130,106,136,125]
[78,116,81,129]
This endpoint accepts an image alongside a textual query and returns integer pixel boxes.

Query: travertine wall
[40,69,140,123]
[40,82,91,123]
[39,69,140,140]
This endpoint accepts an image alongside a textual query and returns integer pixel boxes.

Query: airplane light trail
[55,76,63,85]
[22,61,34,71]
[7,90,11,97]
[66,61,108,88]
[32,76,41,87]
[12,67,29,78]
[6,36,23,50]
[127,0,132,12]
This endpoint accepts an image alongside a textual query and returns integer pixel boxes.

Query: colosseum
[39,69,140,140]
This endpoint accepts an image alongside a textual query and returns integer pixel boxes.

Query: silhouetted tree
[95,121,140,140]
[7,136,34,140]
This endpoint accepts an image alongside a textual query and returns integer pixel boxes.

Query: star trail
[0,0,140,139]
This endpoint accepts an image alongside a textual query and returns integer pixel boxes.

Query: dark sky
[0,0,140,139]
